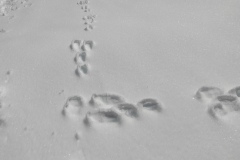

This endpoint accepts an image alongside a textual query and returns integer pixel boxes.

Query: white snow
[1,0,240,160]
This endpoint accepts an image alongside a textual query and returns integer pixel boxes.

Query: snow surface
[1,0,240,159]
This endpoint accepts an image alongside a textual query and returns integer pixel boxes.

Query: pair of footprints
[83,15,96,31]
[195,86,240,119]
[62,93,162,125]
[77,0,90,12]
[69,40,94,77]
[77,0,89,5]
[80,4,90,13]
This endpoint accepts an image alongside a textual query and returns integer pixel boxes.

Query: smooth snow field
[1,0,240,160]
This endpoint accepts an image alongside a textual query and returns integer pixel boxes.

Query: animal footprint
[228,86,240,97]
[116,103,139,118]
[81,40,94,51]
[89,93,125,107]
[194,86,224,103]
[137,98,162,112]
[207,103,227,119]
[216,95,240,111]
[74,52,87,64]
[83,15,96,23]
[70,40,94,52]
[217,95,237,102]
[77,0,89,5]
[81,64,88,74]
[81,5,89,12]
[84,9,90,12]
[84,25,94,31]
[84,109,121,125]
[70,40,84,52]
[75,64,88,77]
[194,86,240,121]
[62,96,84,119]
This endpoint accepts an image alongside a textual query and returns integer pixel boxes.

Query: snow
[1,0,240,159]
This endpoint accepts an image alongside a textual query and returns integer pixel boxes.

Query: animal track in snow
[137,98,162,112]
[84,109,121,125]
[61,93,163,134]
[194,86,224,103]
[216,95,240,111]
[80,64,88,74]
[83,14,96,23]
[81,40,94,51]
[74,52,87,64]
[69,40,95,78]
[207,103,227,119]
[70,40,94,53]
[84,25,94,31]
[62,96,84,119]
[74,130,82,141]
[89,93,125,107]
[70,40,83,52]
[75,64,88,77]
[77,0,89,5]
[228,86,240,97]
[116,103,139,118]
[84,96,163,126]
[194,86,240,121]
[217,95,237,103]
[84,9,91,13]
[72,0,96,78]
[81,2,97,31]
